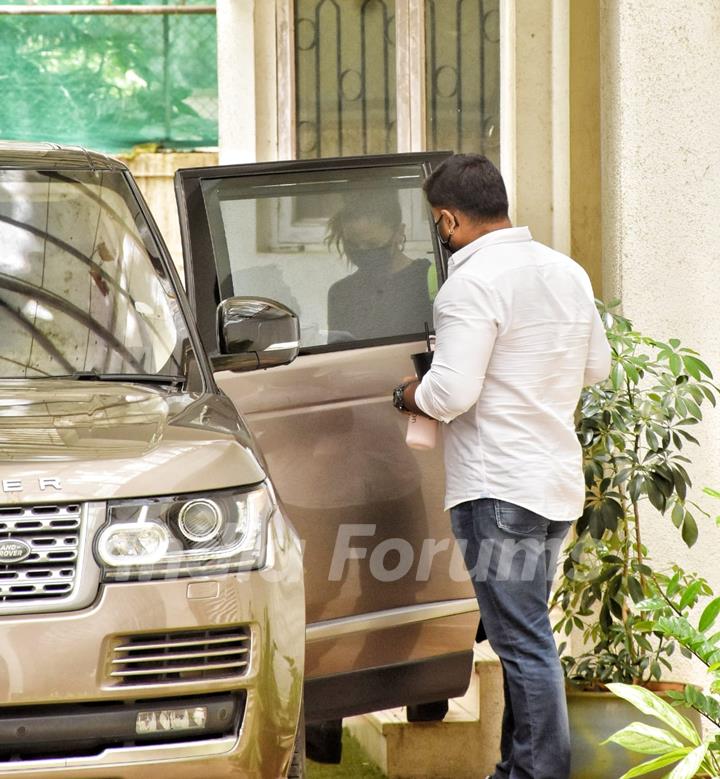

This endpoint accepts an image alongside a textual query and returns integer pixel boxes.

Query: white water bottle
[406,412,438,450]
[406,331,438,449]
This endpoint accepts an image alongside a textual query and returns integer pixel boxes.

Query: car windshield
[0,169,197,383]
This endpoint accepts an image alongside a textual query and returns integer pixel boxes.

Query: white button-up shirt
[415,226,611,521]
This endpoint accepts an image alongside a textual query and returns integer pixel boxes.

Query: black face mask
[344,242,394,271]
[434,215,454,252]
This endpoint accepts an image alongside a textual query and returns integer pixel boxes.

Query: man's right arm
[415,277,498,423]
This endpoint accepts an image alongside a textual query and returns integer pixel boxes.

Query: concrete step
[346,646,503,779]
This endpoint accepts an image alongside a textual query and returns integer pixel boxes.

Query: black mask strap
[434,214,455,252]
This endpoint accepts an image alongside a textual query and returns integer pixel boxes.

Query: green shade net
[0,0,218,153]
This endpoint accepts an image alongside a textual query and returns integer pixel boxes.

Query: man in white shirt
[393,154,611,779]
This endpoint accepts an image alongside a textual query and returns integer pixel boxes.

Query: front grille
[108,626,252,686]
[0,503,81,601]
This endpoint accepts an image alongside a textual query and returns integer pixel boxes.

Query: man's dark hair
[423,154,508,222]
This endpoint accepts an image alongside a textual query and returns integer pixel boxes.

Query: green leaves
[601,553,720,777]
[656,615,720,667]
[673,684,720,728]
[605,684,700,745]
[557,300,719,688]
[698,597,720,632]
[616,748,702,779]
[666,744,709,779]
[603,721,684,753]
[678,580,703,611]
[669,352,684,377]
[681,512,699,546]
[683,355,713,381]
[605,724,712,779]
[646,479,667,512]
[612,360,626,390]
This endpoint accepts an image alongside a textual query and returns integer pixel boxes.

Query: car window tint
[199,165,436,349]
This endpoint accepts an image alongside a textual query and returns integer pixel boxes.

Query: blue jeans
[450,498,573,779]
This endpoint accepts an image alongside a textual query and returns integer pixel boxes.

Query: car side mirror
[213,297,300,372]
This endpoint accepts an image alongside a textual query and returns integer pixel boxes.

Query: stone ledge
[345,651,503,779]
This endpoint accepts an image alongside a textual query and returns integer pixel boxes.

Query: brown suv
[0,142,477,777]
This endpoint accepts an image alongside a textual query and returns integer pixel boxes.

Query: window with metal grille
[293,0,500,161]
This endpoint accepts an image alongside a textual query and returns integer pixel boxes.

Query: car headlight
[96,483,274,581]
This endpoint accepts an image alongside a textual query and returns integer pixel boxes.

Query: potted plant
[550,302,718,778]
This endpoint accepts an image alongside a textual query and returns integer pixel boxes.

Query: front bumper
[0,507,305,778]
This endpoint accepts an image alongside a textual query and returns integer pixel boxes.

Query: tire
[286,703,306,779]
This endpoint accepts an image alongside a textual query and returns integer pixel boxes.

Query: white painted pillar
[551,0,570,255]
[216,0,257,164]
[275,0,296,160]
[216,0,285,163]
[600,0,720,678]
[504,0,569,252]
[396,0,426,153]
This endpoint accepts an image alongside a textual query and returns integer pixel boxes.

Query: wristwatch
[392,381,414,412]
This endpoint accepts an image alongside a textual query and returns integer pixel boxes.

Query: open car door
[175,152,477,722]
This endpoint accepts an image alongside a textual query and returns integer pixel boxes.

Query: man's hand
[393,377,433,418]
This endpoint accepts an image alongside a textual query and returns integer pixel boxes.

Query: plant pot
[567,685,702,779]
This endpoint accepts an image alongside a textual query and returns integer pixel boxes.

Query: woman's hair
[325,189,403,254]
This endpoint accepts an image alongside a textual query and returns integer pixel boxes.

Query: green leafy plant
[602,683,709,779]
[603,563,720,777]
[553,301,718,687]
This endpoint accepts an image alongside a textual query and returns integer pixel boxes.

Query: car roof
[0,141,127,171]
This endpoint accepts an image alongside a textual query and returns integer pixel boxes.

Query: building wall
[569,0,602,297]
[600,0,720,684]
[512,0,556,247]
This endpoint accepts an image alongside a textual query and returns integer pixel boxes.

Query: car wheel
[287,703,306,779]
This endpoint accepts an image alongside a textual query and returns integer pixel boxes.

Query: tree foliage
[553,301,719,687]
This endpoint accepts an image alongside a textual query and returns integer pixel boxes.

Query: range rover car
[0,142,477,777]
[0,142,304,778]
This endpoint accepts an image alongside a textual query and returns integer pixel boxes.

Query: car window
[199,165,437,350]
[0,170,198,381]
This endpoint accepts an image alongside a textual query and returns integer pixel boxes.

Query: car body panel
[214,342,476,627]
[0,385,265,504]
[175,152,478,711]
[0,142,126,171]
[305,609,477,678]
